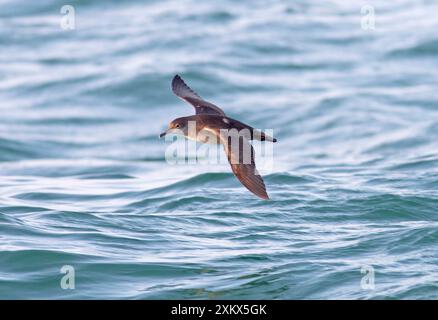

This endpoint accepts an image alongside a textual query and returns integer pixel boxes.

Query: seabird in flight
[160,75,277,199]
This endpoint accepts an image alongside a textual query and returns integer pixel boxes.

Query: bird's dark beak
[159,131,167,138]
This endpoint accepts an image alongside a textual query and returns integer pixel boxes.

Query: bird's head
[159,117,189,138]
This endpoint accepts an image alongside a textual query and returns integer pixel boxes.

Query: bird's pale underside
[161,74,277,200]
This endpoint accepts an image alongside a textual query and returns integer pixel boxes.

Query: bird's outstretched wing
[220,132,269,199]
[172,74,226,116]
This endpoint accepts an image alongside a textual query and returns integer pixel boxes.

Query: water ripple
[0,0,437,299]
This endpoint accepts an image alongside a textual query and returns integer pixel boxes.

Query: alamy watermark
[360,265,375,290]
[60,265,75,290]
[60,5,75,30]
[361,5,376,30]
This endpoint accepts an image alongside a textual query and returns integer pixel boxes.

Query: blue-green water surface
[0,0,437,299]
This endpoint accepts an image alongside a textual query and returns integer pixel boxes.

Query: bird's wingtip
[171,74,186,93]
[258,192,270,200]
[172,74,184,84]
[172,74,179,85]
[171,75,179,93]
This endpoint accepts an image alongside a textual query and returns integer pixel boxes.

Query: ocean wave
[1,0,438,299]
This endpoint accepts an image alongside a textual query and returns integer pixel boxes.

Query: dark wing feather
[221,133,269,200]
[171,74,226,116]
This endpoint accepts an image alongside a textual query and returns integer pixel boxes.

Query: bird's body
[173,114,276,144]
[160,75,277,199]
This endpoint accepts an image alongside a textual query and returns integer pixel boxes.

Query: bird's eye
[175,124,180,128]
